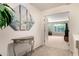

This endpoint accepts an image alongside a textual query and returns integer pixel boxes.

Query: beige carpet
[32,36,72,56]
[46,36,69,50]
[32,45,72,56]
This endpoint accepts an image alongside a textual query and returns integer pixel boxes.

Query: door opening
[44,12,70,50]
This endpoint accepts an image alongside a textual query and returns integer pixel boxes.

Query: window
[53,24,65,32]
[48,23,65,33]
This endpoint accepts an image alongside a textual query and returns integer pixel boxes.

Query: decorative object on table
[0,3,14,29]
[11,4,34,31]
[64,23,69,42]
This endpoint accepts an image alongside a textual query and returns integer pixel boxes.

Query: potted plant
[0,3,14,29]
[64,23,69,42]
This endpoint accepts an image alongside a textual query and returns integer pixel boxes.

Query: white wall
[0,3,44,56]
[69,4,79,55]
[42,4,79,55]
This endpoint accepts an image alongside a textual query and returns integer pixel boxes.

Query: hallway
[32,36,72,56]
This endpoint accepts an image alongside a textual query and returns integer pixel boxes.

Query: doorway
[44,12,70,50]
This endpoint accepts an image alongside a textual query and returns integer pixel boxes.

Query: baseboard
[32,44,44,52]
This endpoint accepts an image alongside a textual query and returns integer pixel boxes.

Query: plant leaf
[0,3,14,29]
[2,3,15,12]
[5,8,12,25]
[0,4,5,11]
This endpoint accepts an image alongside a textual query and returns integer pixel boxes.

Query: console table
[12,36,34,56]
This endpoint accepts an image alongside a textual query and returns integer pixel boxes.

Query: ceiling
[31,3,70,11]
[48,12,69,22]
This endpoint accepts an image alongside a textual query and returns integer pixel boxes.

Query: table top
[12,36,34,40]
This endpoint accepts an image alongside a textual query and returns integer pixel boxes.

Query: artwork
[10,4,34,31]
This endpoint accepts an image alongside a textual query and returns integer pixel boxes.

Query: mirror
[10,4,34,31]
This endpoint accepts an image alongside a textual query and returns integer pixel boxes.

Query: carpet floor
[32,36,72,56]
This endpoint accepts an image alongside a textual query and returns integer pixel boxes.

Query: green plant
[0,3,14,29]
